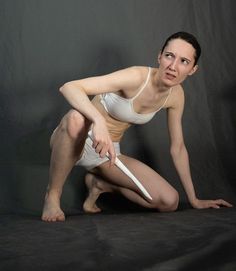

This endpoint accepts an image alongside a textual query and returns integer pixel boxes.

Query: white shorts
[75,134,121,170]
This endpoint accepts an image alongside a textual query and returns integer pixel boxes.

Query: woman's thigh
[94,154,178,204]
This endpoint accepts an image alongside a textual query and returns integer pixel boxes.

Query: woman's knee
[153,190,179,212]
[63,109,90,139]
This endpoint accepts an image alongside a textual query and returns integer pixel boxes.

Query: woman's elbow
[170,142,185,157]
[59,82,84,94]
[59,82,71,93]
[59,85,64,93]
[59,84,64,92]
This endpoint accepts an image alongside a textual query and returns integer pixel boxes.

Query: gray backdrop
[0,0,235,215]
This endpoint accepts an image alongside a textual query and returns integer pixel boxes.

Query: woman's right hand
[91,121,116,166]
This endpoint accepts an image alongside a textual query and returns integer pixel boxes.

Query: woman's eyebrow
[181,57,192,63]
[165,51,174,55]
[164,51,192,63]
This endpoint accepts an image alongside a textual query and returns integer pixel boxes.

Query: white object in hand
[88,132,152,200]
[113,156,153,201]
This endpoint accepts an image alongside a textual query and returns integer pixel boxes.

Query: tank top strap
[159,87,172,110]
[131,67,151,101]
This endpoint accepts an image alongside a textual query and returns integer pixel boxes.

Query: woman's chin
[161,78,177,88]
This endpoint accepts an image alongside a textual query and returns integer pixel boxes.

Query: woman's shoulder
[125,65,150,77]
[117,66,150,89]
[173,84,184,96]
[167,84,185,109]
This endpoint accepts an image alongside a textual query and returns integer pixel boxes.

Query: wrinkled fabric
[0,208,236,270]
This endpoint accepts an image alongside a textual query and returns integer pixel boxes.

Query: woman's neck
[153,68,171,93]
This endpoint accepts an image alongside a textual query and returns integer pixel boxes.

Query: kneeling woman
[42,32,232,222]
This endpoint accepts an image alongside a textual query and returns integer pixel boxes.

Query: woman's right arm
[59,67,143,164]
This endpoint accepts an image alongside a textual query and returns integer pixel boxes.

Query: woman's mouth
[165,72,176,80]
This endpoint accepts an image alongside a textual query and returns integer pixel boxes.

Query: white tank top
[100,67,172,124]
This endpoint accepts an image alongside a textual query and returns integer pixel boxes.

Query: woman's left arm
[167,86,233,209]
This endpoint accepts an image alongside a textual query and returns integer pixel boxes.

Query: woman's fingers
[214,199,233,208]
[107,143,116,166]
[209,199,233,209]
[193,198,233,209]
[211,204,220,209]
[92,137,116,165]
[90,125,116,165]
[93,140,108,156]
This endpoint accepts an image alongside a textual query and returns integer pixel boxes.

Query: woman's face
[158,38,198,87]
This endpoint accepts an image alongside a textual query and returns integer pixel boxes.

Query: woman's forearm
[171,145,197,203]
[59,82,116,163]
[59,82,104,124]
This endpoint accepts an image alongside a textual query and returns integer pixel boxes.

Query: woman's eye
[165,53,173,59]
[182,59,189,65]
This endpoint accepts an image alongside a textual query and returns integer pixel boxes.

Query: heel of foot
[83,173,104,213]
[83,201,101,213]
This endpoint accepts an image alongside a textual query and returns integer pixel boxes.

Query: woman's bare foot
[83,173,113,213]
[41,191,65,222]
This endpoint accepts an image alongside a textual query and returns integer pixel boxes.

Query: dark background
[0,0,236,216]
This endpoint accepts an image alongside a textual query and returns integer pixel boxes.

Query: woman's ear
[188,64,198,76]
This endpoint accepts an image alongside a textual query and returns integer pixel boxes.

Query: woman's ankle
[45,187,62,201]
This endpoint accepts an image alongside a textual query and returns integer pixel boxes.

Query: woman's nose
[169,60,177,71]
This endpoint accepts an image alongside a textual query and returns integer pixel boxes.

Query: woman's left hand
[191,198,233,209]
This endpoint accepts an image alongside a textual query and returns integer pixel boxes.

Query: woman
[42,32,232,222]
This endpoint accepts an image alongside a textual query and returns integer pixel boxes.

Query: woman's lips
[165,72,176,80]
